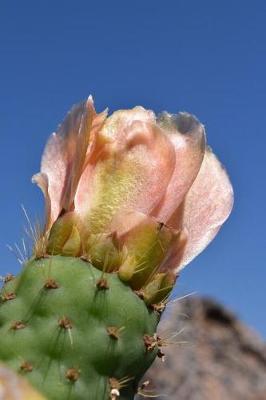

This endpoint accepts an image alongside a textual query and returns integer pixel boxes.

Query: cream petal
[152,112,206,224]
[175,148,234,271]
[75,108,176,234]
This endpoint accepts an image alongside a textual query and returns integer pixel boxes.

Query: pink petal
[37,131,67,225]
[34,97,105,226]
[152,112,206,223]
[110,210,152,237]
[31,172,51,229]
[159,228,188,273]
[75,107,176,234]
[58,96,96,211]
[174,148,234,272]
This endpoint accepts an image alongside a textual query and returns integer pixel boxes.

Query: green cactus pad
[0,256,160,400]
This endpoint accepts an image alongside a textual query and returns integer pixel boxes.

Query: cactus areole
[0,97,233,399]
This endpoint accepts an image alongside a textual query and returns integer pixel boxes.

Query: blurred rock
[0,363,45,400]
[137,297,266,400]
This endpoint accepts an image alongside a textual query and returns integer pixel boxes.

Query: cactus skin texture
[0,256,161,399]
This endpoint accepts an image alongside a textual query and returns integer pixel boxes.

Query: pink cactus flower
[33,97,233,280]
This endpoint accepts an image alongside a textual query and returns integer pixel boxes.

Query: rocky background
[136,297,266,400]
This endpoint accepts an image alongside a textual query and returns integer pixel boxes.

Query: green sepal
[142,272,176,305]
[47,212,81,256]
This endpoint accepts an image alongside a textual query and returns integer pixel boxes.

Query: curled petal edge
[174,148,234,272]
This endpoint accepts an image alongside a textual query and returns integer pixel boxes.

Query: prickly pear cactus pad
[0,257,160,399]
[0,97,233,399]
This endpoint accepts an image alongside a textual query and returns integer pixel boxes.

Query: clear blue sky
[1,1,265,336]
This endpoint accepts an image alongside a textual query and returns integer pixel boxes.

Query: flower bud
[33,97,233,297]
